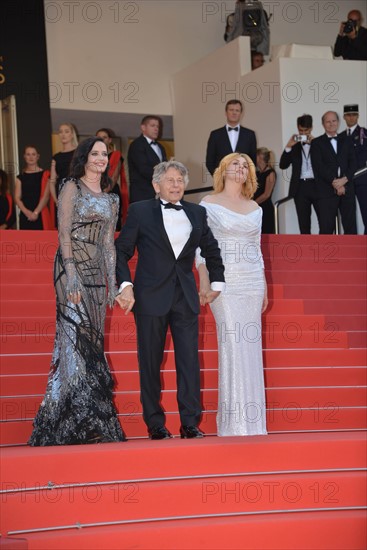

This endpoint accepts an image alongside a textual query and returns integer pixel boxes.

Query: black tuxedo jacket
[127,135,167,202]
[310,133,356,198]
[115,199,225,316]
[279,143,305,198]
[340,125,367,172]
[206,125,257,175]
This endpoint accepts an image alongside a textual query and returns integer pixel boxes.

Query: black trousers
[317,188,357,234]
[355,182,367,235]
[134,282,201,430]
[294,179,320,234]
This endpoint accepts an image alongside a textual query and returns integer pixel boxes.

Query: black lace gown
[29,179,126,445]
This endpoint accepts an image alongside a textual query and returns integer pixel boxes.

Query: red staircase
[0,231,366,549]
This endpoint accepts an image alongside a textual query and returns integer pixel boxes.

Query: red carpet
[0,231,366,549]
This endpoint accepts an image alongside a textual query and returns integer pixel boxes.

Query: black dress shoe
[148,426,172,440]
[180,425,204,439]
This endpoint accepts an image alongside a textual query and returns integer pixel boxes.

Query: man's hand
[285,134,298,148]
[115,285,135,315]
[338,22,345,36]
[336,186,346,196]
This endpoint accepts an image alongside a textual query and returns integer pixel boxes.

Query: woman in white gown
[197,153,268,436]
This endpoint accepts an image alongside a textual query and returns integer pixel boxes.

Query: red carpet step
[0,232,366,549]
[0,433,366,549]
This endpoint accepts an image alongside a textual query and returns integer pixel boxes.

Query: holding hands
[198,265,221,306]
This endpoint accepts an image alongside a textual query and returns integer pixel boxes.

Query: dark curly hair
[69,137,111,190]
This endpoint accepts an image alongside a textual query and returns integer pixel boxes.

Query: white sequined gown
[200,203,267,436]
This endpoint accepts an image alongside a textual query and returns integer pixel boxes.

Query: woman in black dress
[254,147,276,234]
[15,146,51,230]
[49,123,78,226]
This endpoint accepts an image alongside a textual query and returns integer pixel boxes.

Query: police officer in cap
[340,104,367,234]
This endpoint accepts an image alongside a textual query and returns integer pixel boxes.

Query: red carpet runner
[0,231,366,549]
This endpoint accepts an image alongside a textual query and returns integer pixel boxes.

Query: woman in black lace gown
[29,137,126,445]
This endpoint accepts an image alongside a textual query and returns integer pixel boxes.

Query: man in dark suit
[311,111,357,234]
[206,99,257,175]
[279,114,319,234]
[339,104,367,234]
[115,161,225,440]
[127,115,167,203]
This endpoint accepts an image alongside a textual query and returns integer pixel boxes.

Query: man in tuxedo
[115,161,225,440]
[279,114,319,234]
[339,104,367,234]
[206,99,257,176]
[127,115,167,203]
[311,111,357,234]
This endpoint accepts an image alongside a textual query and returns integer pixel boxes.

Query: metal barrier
[274,196,293,234]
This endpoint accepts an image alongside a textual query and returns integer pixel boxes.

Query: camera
[294,135,307,143]
[343,19,357,34]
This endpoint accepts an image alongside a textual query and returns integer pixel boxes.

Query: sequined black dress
[29,179,126,445]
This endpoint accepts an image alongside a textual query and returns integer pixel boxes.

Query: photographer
[334,10,367,60]
[279,115,319,234]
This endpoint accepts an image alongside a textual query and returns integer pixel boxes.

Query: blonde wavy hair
[213,153,257,199]
[59,123,79,148]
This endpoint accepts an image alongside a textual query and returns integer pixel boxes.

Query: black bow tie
[161,201,183,211]
[328,136,337,141]
[150,141,157,145]
[228,127,239,132]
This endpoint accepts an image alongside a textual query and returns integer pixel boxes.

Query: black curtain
[0,0,52,171]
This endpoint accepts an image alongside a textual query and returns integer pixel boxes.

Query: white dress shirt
[145,136,163,161]
[160,200,191,259]
[300,143,314,179]
[119,200,225,293]
[226,125,240,152]
[161,200,225,292]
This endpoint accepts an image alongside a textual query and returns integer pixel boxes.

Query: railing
[274,196,293,235]
[274,195,341,234]
[185,186,213,196]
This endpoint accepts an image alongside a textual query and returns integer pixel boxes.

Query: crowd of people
[26,131,269,444]
[4,97,367,448]
[5,5,367,446]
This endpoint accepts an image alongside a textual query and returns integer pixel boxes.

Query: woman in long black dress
[15,146,50,230]
[254,147,276,234]
[29,137,126,446]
